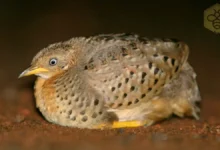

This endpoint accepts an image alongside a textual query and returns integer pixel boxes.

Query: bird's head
[19,42,76,79]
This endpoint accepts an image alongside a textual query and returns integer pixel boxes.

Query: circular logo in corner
[204,3,220,34]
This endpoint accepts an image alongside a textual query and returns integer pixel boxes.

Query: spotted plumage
[19,33,201,129]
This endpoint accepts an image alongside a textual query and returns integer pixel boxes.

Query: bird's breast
[34,76,62,122]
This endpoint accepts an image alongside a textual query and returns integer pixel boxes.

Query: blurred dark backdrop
[0,0,219,101]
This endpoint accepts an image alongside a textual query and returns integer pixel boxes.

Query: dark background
[0,0,219,101]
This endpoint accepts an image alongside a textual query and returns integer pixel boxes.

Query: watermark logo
[204,3,220,34]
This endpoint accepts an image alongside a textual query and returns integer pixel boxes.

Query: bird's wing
[82,34,189,109]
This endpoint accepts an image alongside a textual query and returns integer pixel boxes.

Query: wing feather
[80,34,189,109]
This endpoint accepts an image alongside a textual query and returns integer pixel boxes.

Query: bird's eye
[49,58,58,66]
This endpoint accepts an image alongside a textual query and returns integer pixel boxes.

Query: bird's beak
[18,66,49,78]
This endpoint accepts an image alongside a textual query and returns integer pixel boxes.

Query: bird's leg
[96,99,173,129]
[110,98,172,128]
[111,120,146,128]
[109,99,170,128]
[95,120,147,129]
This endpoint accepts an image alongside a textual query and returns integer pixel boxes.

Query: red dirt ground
[0,88,220,150]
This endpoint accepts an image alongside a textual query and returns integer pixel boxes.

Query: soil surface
[0,88,220,150]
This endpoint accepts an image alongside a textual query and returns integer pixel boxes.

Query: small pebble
[15,114,25,123]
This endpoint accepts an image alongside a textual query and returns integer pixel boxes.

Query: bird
[19,33,201,129]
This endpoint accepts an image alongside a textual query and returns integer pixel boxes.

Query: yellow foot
[94,120,154,129]
[112,120,146,128]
